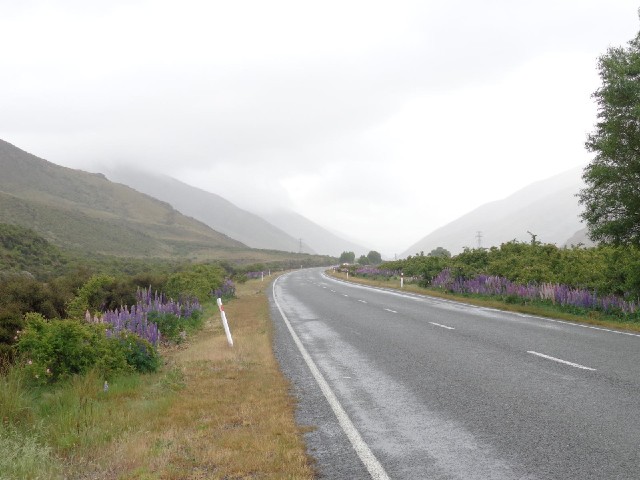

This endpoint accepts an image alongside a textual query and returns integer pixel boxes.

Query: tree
[579,17,640,246]
[357,255,368,265]
[428,247,451,258]
[339,251,356,264]
[366,250,382,265]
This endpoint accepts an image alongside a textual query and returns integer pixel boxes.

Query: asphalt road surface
[269,268,640,479]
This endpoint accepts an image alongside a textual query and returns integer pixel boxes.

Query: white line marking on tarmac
[273,276,391,480]
[321,272,640,339]
[358,300,367,304]
[384,308,397,313]
[527,351,596,371]
[430,322,455,330]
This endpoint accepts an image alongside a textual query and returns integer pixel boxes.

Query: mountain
[260,209,369,258]
[401,166,588,256]
[106,167,363,257]
[104,167,315,254]
[564,227,596,247]
[0,139,247,258]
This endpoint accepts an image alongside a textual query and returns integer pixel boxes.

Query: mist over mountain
[401,166,590,257]
[106,168,364,257]
[259,209,369,258]
[105,167,317,254]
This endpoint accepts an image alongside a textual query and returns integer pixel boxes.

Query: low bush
[15,313,132,384]
[114,331,160,373]
[147,310,203,343]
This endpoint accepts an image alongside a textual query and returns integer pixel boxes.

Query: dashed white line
[273,276,391,480]
[344,294,349,297]
[429,322,455,330]
[384,308,397,314]
[527,351,596,371]
[358,300,367,304]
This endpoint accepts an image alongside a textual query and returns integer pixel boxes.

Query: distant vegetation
[365,240,640,322]
[339,250,382,265]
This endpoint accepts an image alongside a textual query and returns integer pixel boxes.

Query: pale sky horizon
[2,1,639,255]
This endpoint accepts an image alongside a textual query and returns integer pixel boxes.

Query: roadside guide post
[401,272,404,288]
[217,298,234,347]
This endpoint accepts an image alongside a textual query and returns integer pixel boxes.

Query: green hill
[0,223,69,279]
[0,139,247,258]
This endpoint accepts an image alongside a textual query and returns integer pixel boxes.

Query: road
[269,268,640,479]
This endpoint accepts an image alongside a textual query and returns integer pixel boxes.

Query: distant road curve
[270,267,640,479]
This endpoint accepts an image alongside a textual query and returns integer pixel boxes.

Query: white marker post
[217,298,234,347]
[261,271,264,282]
[401,272,404,288]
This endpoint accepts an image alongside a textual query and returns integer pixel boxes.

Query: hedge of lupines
[355,267,400,278]
[212,279,236,300]
[431,268,639,316]
[86,287,202,346]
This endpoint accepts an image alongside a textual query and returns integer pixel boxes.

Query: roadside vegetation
[334,240,640,332]
[0,223,317,479]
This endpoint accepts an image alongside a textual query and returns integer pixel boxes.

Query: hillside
[106,167,364,257]
[0,139,247,258]
[402,166,588,256]
[105,168,315,254]
[0,223,69,279]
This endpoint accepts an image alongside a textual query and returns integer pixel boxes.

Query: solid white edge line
[273,275,391,480]
[527,351,596,371]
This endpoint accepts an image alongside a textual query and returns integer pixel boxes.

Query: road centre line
[273,275,391,480]
[429,322,455,330]
[384,308,397,313]
[527,351,596,371]
[358,300,367,304]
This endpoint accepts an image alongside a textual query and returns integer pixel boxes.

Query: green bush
[164,263,225,302]
[15,313,131,384]
[114,331,160,373]
[147,310,203,343]
[66,274,115,318]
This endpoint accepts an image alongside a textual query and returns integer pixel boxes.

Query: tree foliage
[366,251,382,265]
[579,18,640,245]
[381,241,640,298]
[339,251,356,264]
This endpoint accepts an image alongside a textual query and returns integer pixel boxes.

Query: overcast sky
[1,1,639,255]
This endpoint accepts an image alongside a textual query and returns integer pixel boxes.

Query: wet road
[269,268,640,479]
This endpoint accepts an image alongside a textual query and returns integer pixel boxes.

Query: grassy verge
[0,277,315,479]
[327,270,640,333]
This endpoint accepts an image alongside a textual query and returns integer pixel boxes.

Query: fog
[1,0,638,253]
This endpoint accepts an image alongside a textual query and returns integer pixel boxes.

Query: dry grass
[81,277,316,480]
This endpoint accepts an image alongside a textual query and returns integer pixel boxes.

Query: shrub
[114,331,160,373]
[15,313,131,384]
[147,310,203,343]
[165,263,225,302]
[66,274,115,318]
